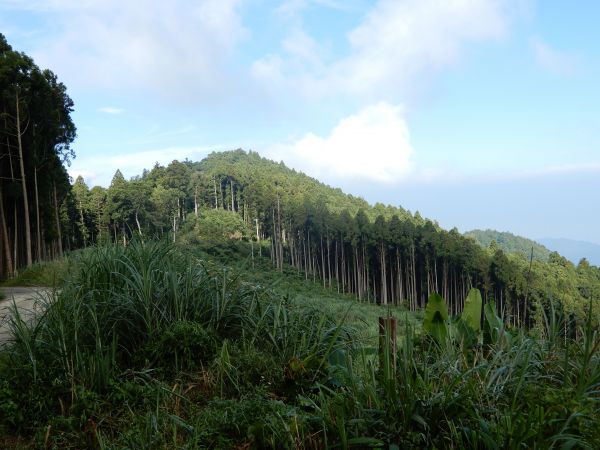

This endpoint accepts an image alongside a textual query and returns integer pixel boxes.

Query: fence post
[378,316,397,371]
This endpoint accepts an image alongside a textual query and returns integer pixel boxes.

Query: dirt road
[0,287,50,346]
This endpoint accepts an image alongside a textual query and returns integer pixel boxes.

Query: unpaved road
[0,287,50,346]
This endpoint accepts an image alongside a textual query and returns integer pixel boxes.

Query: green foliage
[144,321,217,375]
[423,292,449,343]
[197,208,251,242]
[1,243,600,448]
[484,300,505,346]
[0,255,73,287]
[50,148,600,334]
[461,288,483,332]
[465,229,551,262]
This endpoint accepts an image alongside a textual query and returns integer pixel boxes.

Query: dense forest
[465,229,551,262]
[63,150,600,328]
[1,32,598,330]
[0,34,76,278]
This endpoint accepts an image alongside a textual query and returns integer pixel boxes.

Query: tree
[0,33,76,275]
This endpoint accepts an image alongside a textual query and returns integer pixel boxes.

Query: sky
[2,0,599,244]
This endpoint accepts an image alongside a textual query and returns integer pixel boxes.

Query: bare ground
[0,287,50,346]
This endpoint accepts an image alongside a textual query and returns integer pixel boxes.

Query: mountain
[465,229,551,262]
[61,150,600,327]
[538,238,600,267]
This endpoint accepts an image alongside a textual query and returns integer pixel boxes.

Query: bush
[144,321,217,375]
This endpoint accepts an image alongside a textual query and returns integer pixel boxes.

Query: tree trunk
[34,167,42,261]
[13,204,18,269]
[230,179,235,212]
[16,91,32,267]
[53,182,63,258]
[79,200,86,247]
[213,178,218,209]
[172,214,177,243]
[135,210,143,236]
[0,186,14,277]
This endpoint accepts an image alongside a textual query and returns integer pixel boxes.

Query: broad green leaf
[483,300,503,345]
[423,293,449,344]
[462,288,483,332]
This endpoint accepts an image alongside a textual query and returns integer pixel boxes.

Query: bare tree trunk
[219,179,223,210]
[230,179,235,212]
[213,178,218,209]
[172,215,177,243]
[276,194,283,271]
[34,167,42,261]
[194,185,198,217]
[13,204,18,269]
[0,186,14,277]
[135,211,143,236]
[16,91,32,267]
[53,182,63,258]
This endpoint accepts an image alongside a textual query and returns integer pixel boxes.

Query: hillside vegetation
[53,149,600,328]
[540,238,600,267]
[465,229,551,262]
[2,242,600,448]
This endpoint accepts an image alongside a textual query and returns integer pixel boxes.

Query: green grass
[195,244,422,345]
[0,254,75,288]
[0,240,599,449]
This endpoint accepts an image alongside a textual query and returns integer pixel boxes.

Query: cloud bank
[253,0,524,100]
[267,102,414,183]
[18,0,247,102]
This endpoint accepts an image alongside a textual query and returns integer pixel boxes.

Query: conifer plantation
[0,34,76,278]
[1,33,600,449]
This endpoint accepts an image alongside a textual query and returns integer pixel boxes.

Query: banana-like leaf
[461,288,483,332]
[483,300,503,345]
[423,293,449,344]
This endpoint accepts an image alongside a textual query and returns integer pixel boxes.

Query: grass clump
[0,240,352,448]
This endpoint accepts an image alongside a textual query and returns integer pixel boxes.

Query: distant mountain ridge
[465,229,551,262]
[538,238,600,267]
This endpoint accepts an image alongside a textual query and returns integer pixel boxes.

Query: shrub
[144,321,217,375]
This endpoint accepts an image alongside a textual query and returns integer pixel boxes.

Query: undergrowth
[0,240,598,449]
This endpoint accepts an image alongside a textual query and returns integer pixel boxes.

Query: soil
[0,287,50,346]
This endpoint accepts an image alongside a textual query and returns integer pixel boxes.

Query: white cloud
[530,36,578,76]
[254,0,525,100]
[18,0,247,102]
[267,102,414,183]
[339,0,515,96]
[98,106,123,115]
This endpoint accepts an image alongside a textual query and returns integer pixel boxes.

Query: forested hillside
[465,229,551,262]
[68,150,600,327]
[539,237,600,266]
[0,34,76,278]
[1,27,597,329]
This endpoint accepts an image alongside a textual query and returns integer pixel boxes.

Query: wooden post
[378,316,397,371]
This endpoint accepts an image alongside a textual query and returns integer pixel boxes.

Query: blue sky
[2,0,599,243]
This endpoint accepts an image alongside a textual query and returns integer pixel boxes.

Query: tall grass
[0,240,599,448]
[0,240,353,446]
